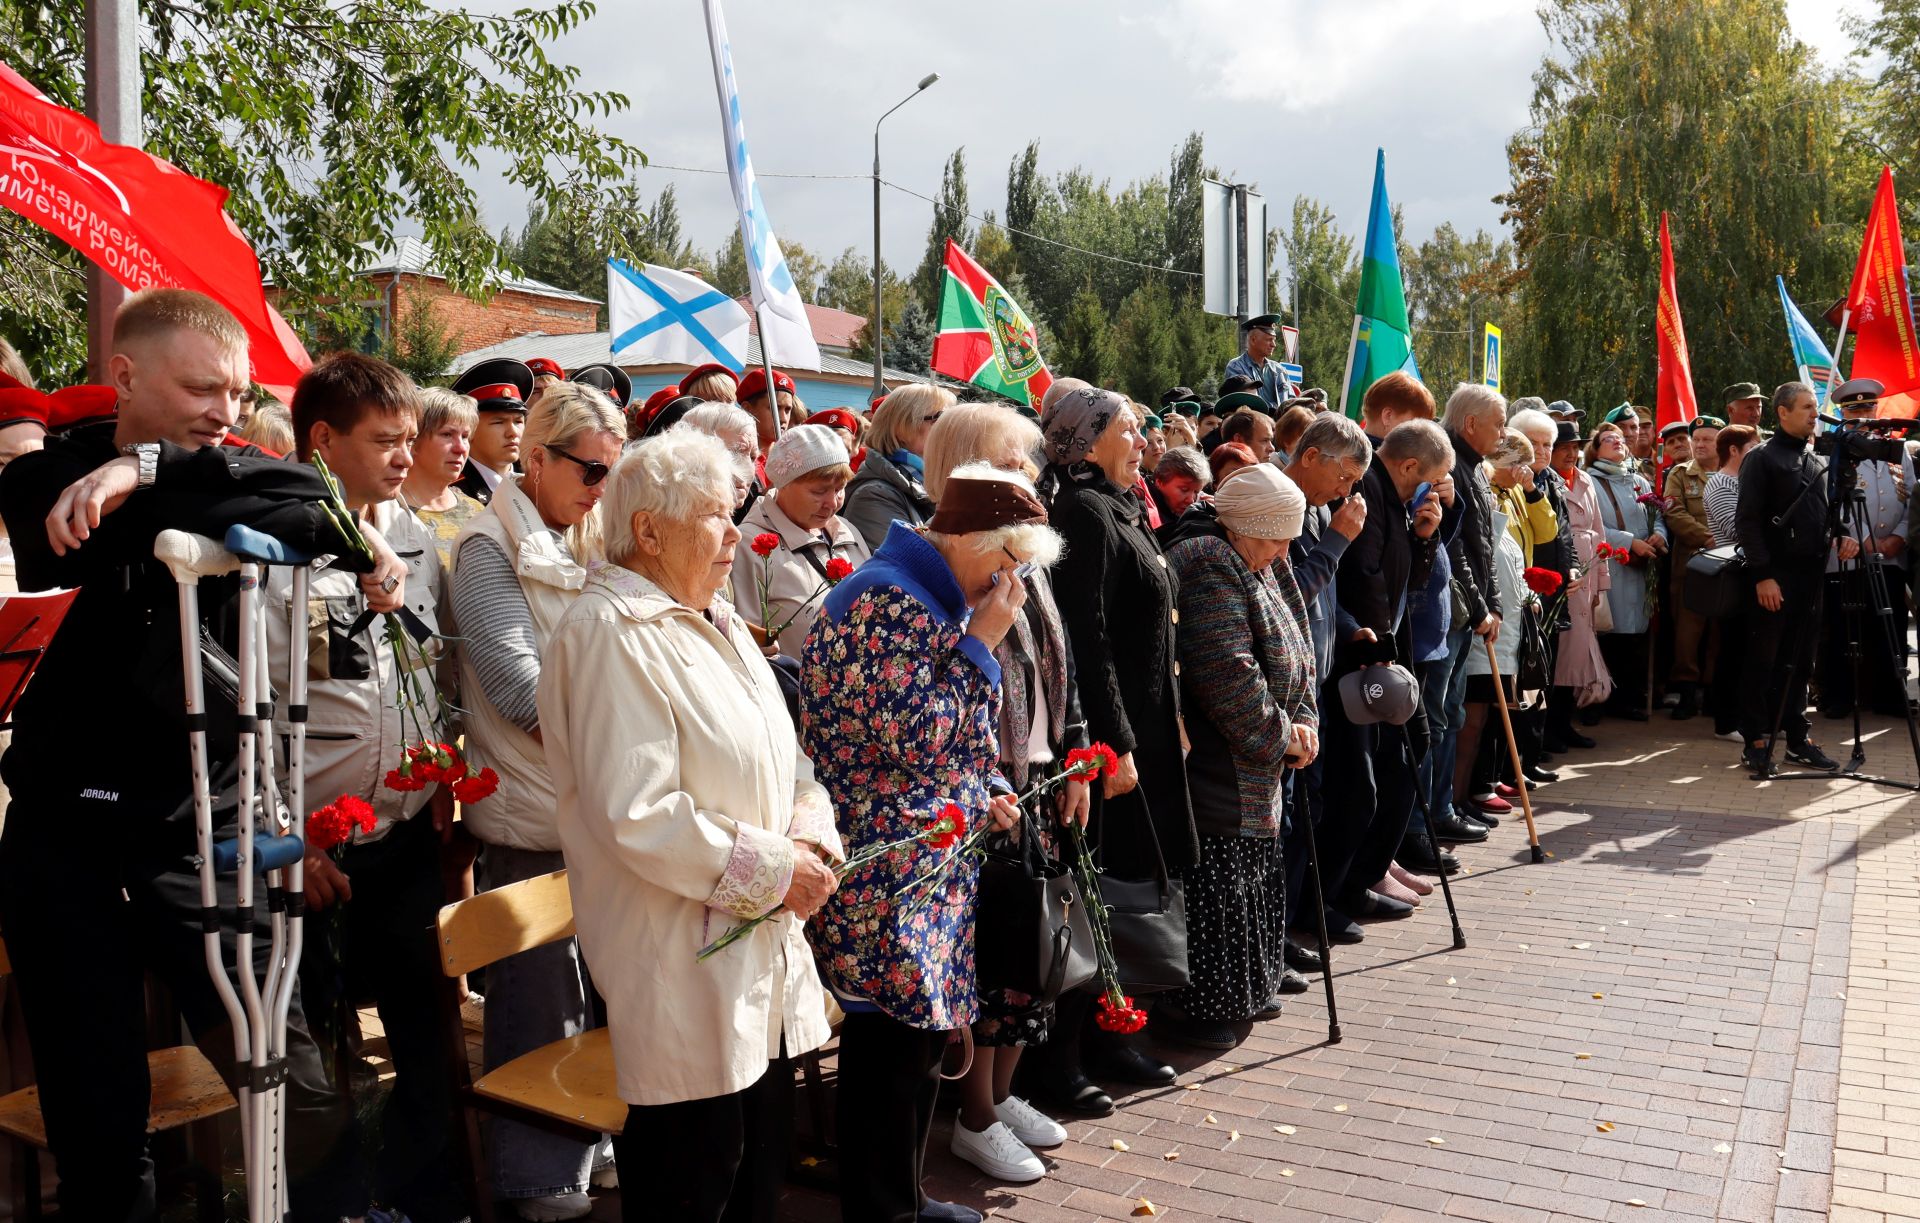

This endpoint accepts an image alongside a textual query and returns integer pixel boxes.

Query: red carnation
[384,767,426,793]
[824,557,854,582]
[451,767,500,805]
[926,803,966,851]
[750,532,780,557]
[336,795,377,835]
[1065,742,1121,780]
[1523,567,1563,597]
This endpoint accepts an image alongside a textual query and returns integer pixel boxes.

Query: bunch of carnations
[384,740,499,804]
[892,743,1122,915]
[747,532,855,645]
[306,794,377,853]
[696,804,971,960]
[1042,745,1149,1034]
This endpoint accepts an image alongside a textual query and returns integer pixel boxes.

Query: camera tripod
[1757,461,1920,792]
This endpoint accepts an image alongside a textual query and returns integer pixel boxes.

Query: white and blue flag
[606,259,751,371]
[701,0,822,371]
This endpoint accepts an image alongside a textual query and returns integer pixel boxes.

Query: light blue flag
[1776,275,1835,407]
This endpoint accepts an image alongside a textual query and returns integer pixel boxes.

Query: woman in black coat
[1030,386,1196,1105]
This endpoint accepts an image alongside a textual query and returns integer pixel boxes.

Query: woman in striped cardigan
[1156,464,1318,1051]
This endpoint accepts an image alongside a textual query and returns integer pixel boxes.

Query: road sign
[1483,323,1503,392]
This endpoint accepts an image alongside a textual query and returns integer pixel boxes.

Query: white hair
[1509,407,1557,441]
[926,461,1063,569]
[602,431,734,566]
[1293,413,1371,465]
[678,401,754,439]
[1442,383,1508,433]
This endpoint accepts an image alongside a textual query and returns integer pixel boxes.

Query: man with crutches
[0,289,404,1222]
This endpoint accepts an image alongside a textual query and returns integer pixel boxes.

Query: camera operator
[0,289,403,1221]
[1817,380,1910,718]
[1736,381,1847,773]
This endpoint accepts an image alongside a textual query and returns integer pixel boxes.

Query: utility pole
[84,0,140,382]
[871,73,939,399]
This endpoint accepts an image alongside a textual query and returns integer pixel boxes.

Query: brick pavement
[575,710,1920,1222]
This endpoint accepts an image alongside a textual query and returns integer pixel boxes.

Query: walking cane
[1482,640,1545,864]
[158,526,313,1222]
[1287,766,1341,1045]
[1398,723,1467,951]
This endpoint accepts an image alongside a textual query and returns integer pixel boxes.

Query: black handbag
[1097,791,1190,995]
[974,811,1098,1005]
[1683,544,1748,618]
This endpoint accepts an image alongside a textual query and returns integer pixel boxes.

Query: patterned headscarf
[1041,387,1129,467]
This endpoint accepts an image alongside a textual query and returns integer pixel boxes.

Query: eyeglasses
[1003,545,1036,581]
[547,445,610,486]
[922,412,943,425]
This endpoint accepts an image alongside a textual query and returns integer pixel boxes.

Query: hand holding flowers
[747,532,854,645]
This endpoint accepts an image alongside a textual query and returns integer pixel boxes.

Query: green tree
[819,247,876,314]
[912,148,977,315]
[1278,197,1359,395]
[1400,223,1523,395]
[1851,0,1920,229]
[0,0,641,381]
[1112,278,1180,403]
[509,181,647,300]
[712,229,749,298]
[382,283,460,384]
[891,298,935,375]
[1050,287,1117,387]
[1501,0,1869,415]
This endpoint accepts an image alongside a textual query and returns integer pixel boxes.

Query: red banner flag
[0,60,310,397]
[1654,212,1698,435]
[1845,166,1920,418]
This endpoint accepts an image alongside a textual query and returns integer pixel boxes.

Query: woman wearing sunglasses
[449,381,626,1221]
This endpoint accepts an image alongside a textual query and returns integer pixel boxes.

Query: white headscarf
[1213,464,1306,540]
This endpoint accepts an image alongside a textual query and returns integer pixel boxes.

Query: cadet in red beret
[737,368,801,455]
[678,362,740,403]
[0,377,50,474]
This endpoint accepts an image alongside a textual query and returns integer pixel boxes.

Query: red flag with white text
[1845,167,1920,418]
[1654,212,1698,435]
[0,60,310,397]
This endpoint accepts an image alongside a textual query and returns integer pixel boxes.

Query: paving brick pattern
[577,714,1920,1222]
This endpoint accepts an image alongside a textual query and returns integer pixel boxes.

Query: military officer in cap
[1658,420,1691,470]
[1818,377,1911,717]
[1661,414,1726,718]
[1723,381,1766,429]
[451,356,533,504]
[1224,314,1291,411]
[569,361,632,409]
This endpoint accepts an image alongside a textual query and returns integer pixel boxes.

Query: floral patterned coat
[800,522,1006,1031]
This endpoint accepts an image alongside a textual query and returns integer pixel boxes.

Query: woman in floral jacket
[801,465,1062,1222]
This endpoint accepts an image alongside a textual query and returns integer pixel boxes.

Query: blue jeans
[476,844,602,1200]
[1420,625,1477,820]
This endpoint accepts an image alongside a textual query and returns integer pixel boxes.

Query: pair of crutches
[158,525,314,1222]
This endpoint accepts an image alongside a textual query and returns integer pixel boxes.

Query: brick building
[268,236,601,356]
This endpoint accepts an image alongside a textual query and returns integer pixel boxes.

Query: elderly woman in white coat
[450,383,624,1220]
[537,430,843,1223]
[1584,421,1668,718]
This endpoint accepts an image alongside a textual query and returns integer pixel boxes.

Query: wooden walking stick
[1484,638,1545,864]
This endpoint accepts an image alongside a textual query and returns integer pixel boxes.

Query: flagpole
[84,0,140,382]
[755,305,784,443]
[1826,309,1851,408]
[1337,314,1363,418]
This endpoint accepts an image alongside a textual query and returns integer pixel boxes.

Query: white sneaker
[949,1116,1046,1182]
[590,1161,618,1190]
[514,1192,592,1222]
[993,1094,1068,1147]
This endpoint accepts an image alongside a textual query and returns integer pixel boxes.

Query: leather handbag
[1683,545,1747,618]
[1098,792,1190,995]
[974,812,1098,1005]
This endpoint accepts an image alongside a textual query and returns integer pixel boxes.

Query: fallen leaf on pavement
[1111,1139,1130,1152]
[1280,1168,1294,1177]
[1572,942,1592,950]
[1596,1122,1615,1133]
[799,1155,820,1168]
[1228,1130,1240,1142]
[1518,943,1531,951]
[1592,993,1605,999]
[1627,1199,1646,1208]
[1203,1113,1216,1124]
[1133,1199,1158,1217]
[1333,1104,1348,1112]
[1427,1136,1446,1145]
[1163,1151,1180,1162]
[1574,1052,1592,1060]
[1274,1125,1296,1135]
[1183,1083,1199,1091]
[1447,977,1457,985]
[1713,1143,1733,1154]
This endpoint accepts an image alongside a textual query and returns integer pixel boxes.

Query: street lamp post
[872,72,939,400]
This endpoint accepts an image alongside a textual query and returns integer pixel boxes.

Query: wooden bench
[436,868,621,1223]
[0,936,235,1221]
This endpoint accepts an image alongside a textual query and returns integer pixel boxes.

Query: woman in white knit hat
[730,422,872,657]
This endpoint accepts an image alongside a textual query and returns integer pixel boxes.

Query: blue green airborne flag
[1340,149,1420,419]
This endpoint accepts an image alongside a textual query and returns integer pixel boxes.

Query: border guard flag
[1339,150,1419,419]
[607,259,751,372]
[930,239,1054,406]
[1775,275,1835,407]
[1654,212,1699,435]
[700,0,822,371]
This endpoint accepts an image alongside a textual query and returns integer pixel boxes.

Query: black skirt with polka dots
[1166,834,1285,1022]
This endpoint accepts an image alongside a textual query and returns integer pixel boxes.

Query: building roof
[734,298,868,351]
[446,330,938,387]
[359,236,602,306]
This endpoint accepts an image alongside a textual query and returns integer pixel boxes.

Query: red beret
[871,392,889,411]
[0,387,49,431]
[805,408,861,434]
[738,368,796,401]
[526,357,566,380]
[47,385,119,431]
[678,362,739,395]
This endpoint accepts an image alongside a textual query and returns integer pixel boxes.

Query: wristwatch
[121,442,159,488]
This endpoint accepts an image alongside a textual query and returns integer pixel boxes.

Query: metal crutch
[157,526,311,1220]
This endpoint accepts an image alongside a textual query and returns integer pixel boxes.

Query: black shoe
[1540,734,1570,754]
[1251,995,1286,1021]
[1787,741,1841,771]
[1741,743,1773,777]
[1150,1011,1240,1051]
[1462,800,1502,828]
[1430,810,1491,843]
[1295,908,1365,944]
[1670,693,1699,721]
[920,1201,986,1223]
[1563,729,1598,749]
[1399,832,1462,875]
[1276,968,1310,995]
[1088,1038,1177,1087]
[1283,940,1324,973]
[1029,1063,1113,1117]
[1354,889,1415,919]
[1578,707,1602,727]
[1522,763,1560,785]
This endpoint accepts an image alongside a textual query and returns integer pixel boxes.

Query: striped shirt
[1705,470,1740,547]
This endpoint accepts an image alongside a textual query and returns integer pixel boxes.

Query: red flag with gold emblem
[1845,167,1920,418]
[1654,212,1698,435]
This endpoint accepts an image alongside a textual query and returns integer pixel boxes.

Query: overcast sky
[472,0,1869,286]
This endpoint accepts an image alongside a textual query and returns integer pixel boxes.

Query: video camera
[1812,414,1920,466]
